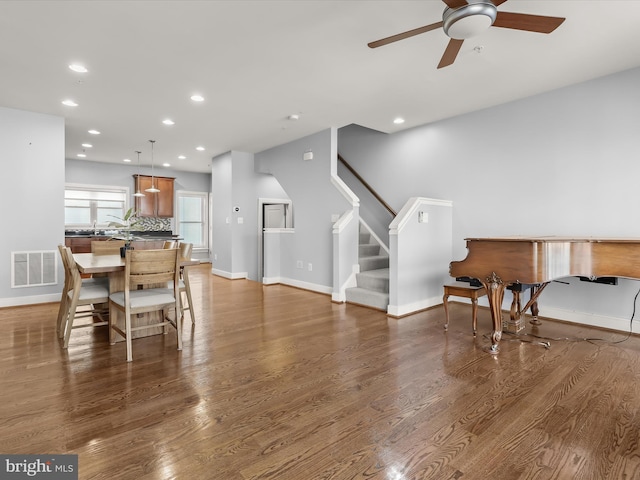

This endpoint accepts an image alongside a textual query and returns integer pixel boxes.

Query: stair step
[359,255,389,271]
[356,268,389,293]
[345,287,389,311]
[359,233,371,244]
[359,244,380,257]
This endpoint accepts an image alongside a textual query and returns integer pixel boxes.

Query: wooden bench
[443,282,487,336]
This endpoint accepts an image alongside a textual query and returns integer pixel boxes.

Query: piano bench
[443,282,487,337]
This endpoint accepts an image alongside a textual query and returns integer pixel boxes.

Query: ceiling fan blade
[493,11,566,34]
[441,0,467,8]
[437,38,464,69]
[492,0,509,6]
[368,21,443,48]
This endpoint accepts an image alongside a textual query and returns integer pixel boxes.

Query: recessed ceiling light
[123,158,131,163]
[393,117,405,124]
[69,64,88,73]
[77,153,86,158]
[82,143,93,148]
[162,163,171,167]
[196,146,205,151]
[288,114,300,120]
[162,119,175,126]
[88,129,100,135]
[61,99,78,107]
[178,155,186,160]
[190,94,204,102]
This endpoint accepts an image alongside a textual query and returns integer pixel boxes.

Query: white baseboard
[539,306,636,333]
[438,298,636,334]
[263,276,332,295]
[211,268,247,280]
[387,295,441,317]
[0,293,60,308]
[332,292,345,303]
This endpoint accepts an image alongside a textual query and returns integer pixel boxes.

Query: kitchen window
[176,190,209,250]
[65,184,129,228]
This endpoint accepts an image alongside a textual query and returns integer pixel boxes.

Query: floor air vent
[11,251,58,288]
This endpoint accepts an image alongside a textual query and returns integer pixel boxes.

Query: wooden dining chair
[108,248,182,362]
[163,240,178,249]
[91,240,125,255]
[90,240,126,281]
[178,242,195,323]
[57,245,110,348]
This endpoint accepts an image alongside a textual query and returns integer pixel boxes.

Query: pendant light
[145,139,160,193]
[133,150,145,197]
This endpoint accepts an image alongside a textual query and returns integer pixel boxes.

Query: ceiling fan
[368,0,565,69]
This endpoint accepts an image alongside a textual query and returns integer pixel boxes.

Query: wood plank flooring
[2,264,640,479]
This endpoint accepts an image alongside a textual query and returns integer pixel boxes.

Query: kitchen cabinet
[133,175,174,218]
[65,236,108,253]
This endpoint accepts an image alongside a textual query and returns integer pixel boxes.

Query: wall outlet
[214,254,217,260]
[296,260,303,269]
[308,263,312,271]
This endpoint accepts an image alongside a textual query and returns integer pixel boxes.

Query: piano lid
[464,236,640,243]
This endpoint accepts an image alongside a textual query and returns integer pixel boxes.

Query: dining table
[73,252,198,341]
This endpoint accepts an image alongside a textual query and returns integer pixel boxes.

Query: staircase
[345,225,389,311]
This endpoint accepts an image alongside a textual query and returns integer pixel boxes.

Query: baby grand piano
[449,236,640,354]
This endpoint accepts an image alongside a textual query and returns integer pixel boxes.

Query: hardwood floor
[2,264,640,479]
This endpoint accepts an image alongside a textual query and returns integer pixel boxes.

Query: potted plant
[107,207,142,257]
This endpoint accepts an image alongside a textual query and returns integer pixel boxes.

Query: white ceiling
[2,1,640,173]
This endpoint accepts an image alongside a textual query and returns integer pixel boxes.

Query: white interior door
[264,204,286,228]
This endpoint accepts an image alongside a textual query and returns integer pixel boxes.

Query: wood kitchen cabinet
[65,236,109,253]
[133,175,175,217]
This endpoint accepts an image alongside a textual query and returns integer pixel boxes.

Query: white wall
[338,67,640,331]
[0,107,65,306]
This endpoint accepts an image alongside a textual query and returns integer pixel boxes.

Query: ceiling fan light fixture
[443,2,497,39]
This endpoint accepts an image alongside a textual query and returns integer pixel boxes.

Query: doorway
[257,198,293,281]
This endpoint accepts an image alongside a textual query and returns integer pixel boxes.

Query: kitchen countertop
[65,230,181,240]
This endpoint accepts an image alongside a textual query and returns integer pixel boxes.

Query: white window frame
[175,190,209,251]
[64,183,131,229]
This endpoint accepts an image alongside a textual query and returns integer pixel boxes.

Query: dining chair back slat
[91,240,125,255]
[109,248,182,362]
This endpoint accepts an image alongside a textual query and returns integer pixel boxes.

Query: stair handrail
[338,154,397,217]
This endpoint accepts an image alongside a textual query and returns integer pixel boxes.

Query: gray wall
[211,152,233,275]
[338,67,640,329]
[0,107,65,305]
[66,158,211,195]
[256,128,352,289]
[211,150,288,280]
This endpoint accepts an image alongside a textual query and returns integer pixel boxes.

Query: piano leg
[505,283,529,333]
[529,286,541,325]
[483,272,505,355]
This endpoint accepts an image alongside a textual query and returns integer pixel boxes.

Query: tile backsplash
[137,217,172,231]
